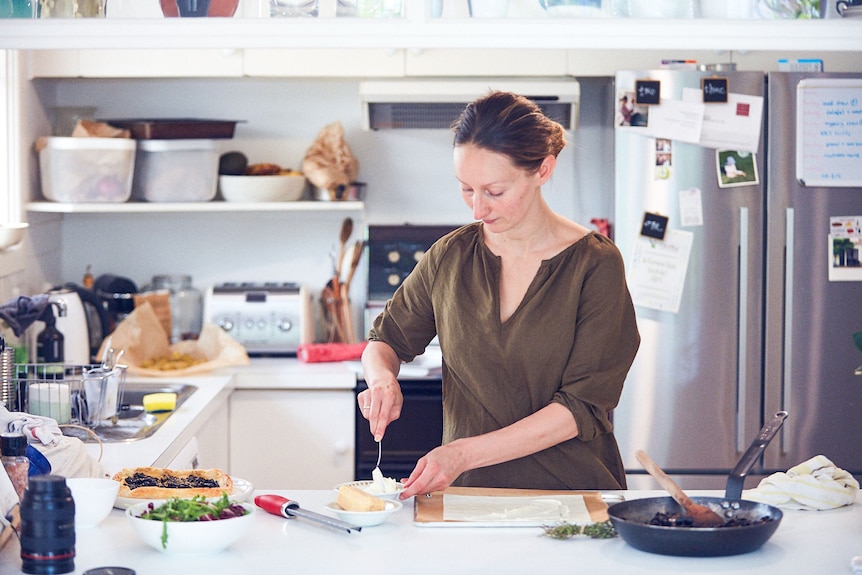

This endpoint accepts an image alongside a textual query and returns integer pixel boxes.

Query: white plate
[114,477,254,510]
[324,499,403,527]
[333,480,406,501]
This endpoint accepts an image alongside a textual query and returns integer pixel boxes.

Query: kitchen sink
[63,382,197,443]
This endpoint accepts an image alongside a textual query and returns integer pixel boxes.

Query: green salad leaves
[136,493,249,548]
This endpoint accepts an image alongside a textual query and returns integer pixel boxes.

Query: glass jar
[149,275,202,343]
[1,432,29,501]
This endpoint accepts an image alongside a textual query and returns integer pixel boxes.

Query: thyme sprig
[541,520,617,540]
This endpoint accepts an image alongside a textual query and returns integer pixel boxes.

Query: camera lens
[20,474,76,575]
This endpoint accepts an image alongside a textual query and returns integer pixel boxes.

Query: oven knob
[413,249,426,262]
[387,273,400,287]
[387,250,400,264]
[244,318,255,330]
[278,319,293,332]
[257,319,267,330]
[217,318,234,332]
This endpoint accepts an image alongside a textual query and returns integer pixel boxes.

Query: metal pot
[608,411,788,557]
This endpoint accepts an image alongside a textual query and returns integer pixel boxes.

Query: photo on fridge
[616,90,648,127]
[716,150,759,188]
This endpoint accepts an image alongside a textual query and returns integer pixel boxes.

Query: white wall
[28,76,610,276]
[2,74,614,345]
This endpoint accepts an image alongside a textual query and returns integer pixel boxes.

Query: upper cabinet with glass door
[0,0,860,55]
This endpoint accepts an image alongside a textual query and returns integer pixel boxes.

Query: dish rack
[12,363,127,428]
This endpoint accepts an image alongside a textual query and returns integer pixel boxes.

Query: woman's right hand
[359,341,406,441]
[357,378,403,442]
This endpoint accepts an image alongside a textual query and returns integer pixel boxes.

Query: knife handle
[255,494,290,518]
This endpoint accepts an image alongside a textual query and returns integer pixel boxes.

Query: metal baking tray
[100,119,242,139]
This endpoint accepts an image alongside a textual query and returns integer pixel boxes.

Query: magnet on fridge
[640,212,668,240]
[702,77,729,103]
[634,80,661,106]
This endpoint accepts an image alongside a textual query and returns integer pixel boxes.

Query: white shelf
[26,200,364,213]
[0,18,860,53]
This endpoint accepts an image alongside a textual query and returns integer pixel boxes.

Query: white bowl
[219,174,307,202]
[67,477,120,528]
[0,223,28,251]
[334,480,406,501]
[126,501,254,555]
[324,499,402,527]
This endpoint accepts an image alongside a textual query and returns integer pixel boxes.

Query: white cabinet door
[195,396,231,471]
[29,49,245,78]
[405,48,568,77]
[243,48,404,77]
[229,389,355,490]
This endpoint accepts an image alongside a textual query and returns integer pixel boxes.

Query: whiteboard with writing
[795,79,862,187]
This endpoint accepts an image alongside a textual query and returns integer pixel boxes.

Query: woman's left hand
[399,442,468,500]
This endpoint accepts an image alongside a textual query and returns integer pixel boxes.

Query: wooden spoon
[635,449,725,528]
[333,217,354,297]
[339,240,365,344]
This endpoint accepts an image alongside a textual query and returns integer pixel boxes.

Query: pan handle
[725,411,788,500]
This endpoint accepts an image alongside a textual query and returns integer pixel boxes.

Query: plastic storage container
[132,139,218,202]
[38,137,135,203]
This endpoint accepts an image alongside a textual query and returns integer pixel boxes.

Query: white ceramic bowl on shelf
[219,174,307,202]
[0,223,28,250]
[126,501,254,555]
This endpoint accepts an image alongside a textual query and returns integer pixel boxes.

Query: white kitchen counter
[83,374,233,477]
[83,359,358,476]
[2,490,861,575]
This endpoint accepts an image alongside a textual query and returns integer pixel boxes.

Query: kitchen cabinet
[30,47,569,79]
[229,388,355,490]
[25,200,365,214]
[2,17,861,53]
[193,391,230,470]
[243,48,404,77]
[404,48,567,77]
[27,49,244,78]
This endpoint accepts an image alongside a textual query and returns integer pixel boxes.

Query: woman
[359,91,640,499]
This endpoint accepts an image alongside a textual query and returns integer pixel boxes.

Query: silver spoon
[375,440,382,470]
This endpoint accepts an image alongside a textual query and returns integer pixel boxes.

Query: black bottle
[20,474,76,575]
[36,307,64,365]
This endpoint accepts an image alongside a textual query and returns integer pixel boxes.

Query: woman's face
[454,144,552,234]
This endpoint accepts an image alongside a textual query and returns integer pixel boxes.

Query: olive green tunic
[369,223,640,490]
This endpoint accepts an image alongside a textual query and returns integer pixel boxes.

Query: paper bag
[99,302,250,377]
[301,121,359,197]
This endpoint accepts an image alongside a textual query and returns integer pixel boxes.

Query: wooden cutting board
[413,486,609,527]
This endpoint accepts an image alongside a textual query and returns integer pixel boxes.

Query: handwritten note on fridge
[628,229,693,314]
[796,79,862,187]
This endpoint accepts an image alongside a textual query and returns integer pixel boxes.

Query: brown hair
[451,91,567,173]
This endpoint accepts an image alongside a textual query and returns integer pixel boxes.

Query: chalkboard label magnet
[641,212,669,240]
[634,80,661,106]
[702,77,729,103]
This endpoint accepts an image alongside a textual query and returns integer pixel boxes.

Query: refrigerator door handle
[736,207,750,453]
[781,208,795,455]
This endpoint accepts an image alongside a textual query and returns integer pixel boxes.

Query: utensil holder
[1,347,16,410]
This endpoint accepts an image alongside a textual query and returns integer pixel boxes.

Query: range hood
[359,78,580,131]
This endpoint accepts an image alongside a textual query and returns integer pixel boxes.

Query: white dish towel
[745,455,859,510]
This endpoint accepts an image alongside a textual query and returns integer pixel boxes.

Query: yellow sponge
[143,392,177,413]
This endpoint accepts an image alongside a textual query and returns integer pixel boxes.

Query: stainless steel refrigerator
[611,69,862,490]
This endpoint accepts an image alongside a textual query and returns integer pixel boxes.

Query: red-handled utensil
[255,495,361,534]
